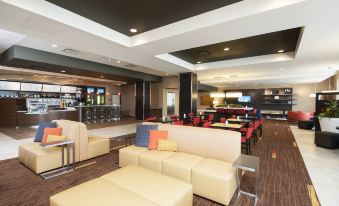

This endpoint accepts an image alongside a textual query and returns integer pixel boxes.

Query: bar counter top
[74,105,121,107]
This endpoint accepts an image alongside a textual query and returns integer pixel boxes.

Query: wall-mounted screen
[61,86,77,93]
[87,87,95,93]
[97,88,105,94]
[42,84,61,93]
[21,83,42,92]
[0,81,20,91]
[238,96,251,102]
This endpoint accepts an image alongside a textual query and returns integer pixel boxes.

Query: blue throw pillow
[135,124,158,147]
[34,121,57,142]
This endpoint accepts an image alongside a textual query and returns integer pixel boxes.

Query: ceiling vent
[62,48,80,55]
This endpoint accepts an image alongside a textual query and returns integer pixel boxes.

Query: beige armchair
[19,120,110,174]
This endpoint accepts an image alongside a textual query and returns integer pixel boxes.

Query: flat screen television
[97,88,105,94]
[87,87,95,93]
[238,96,251,102]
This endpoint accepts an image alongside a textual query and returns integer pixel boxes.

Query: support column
[179,72,198,118]
[135,81,151,120]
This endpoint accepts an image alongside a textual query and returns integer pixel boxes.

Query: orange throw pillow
[148,130,168,150]
[42,127,62,144]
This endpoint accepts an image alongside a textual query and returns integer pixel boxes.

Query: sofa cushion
[149,130,168,150]
[119,145,148,167]
[162,152,204,183]
[50,178,158,206]
[100,165,193,206]
[42,128,62,143]
[191,158,237,205]
[157,139,177,152]
[135,124,158,147]
[34,121,57,142]
[138,150,175,173]
[88,136,110,159]
[46,135,67,143]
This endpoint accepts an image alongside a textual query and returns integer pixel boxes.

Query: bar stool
[92,107,98,123]
[106,106,112,122]
[99,106,105,122]
[85,107,92,124]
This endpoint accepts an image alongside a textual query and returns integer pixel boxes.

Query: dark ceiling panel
[46,0,243,36]
[170,27,303,64]
[0,46,162,83]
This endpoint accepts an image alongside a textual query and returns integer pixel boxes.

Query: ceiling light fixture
[226,92,242,98]
[60,70,66,73]
[165,73,169,76]
[278,49,284,53]
[210,92,225,98]
[116,60,121,63]
[197,61,201,64]
[100,76,104,78]
[224,47,230,51]
[130,28,137,33]
[51,44,58,48]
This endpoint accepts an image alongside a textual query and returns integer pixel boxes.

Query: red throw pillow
[42,127,62,144]
[148,130,168,150]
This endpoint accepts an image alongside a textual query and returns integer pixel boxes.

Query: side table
[232,154,260,206]
[40,140,75,179]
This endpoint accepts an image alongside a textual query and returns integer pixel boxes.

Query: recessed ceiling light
[61,70,66,73]
[197,61,201,64]
[116,60,121,63]
[224,47,230,51]
[130,28,137,33]
[100,76,104,78]
[117,83,121,86]
[278,49,284,53]
[51,44,58,48]
[1,78,6,81]
[165,73,169,75]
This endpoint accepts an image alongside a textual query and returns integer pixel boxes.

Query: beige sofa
[19,120,110,174]
[119,123,241,205]
[50,165,193,206]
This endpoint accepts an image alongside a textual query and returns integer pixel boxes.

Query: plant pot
[319,117,339,133]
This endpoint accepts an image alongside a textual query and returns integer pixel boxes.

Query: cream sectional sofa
[119,123,241,205]
[19,120,110,174]
[50,165,193,206]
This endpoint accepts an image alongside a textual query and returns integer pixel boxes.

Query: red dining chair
[173,120,184,125]
[193,117,201,126]
[145,117,156,122]
[203,121,211,128]
[208,114,214,122]
[247,108,257,116]
[220,117,226,123]
[241,127,253,155]
[253,120,260,145]
[236,109,246,116]
[231,114,237,119]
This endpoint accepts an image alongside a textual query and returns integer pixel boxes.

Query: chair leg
[248,139,251,155]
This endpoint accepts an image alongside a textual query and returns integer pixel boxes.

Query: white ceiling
[0,0,338,87]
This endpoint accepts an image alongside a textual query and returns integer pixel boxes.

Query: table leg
[61,145,64,167]
[233,168,241,206]
[67,143,70,167]
[72,143,75,169]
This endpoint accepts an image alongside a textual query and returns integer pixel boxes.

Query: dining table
[227,118,252,124]
[211,123,244,130]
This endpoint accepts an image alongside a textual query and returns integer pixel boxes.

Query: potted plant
[318,100,339,133]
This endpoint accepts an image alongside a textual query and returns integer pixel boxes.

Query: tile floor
[291,126,339,206]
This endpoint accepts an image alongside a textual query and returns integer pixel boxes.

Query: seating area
[0,1,338,206]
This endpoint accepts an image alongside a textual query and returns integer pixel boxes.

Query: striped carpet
[0,121,315,206]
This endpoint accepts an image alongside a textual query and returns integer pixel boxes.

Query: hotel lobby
[0,0,339,206]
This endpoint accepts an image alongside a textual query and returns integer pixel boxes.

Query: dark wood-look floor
[0,121,315,206]
[0,117,141,140]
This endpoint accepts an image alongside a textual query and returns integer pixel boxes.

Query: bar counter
[17,109,78,127]
[75,105,121,123]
